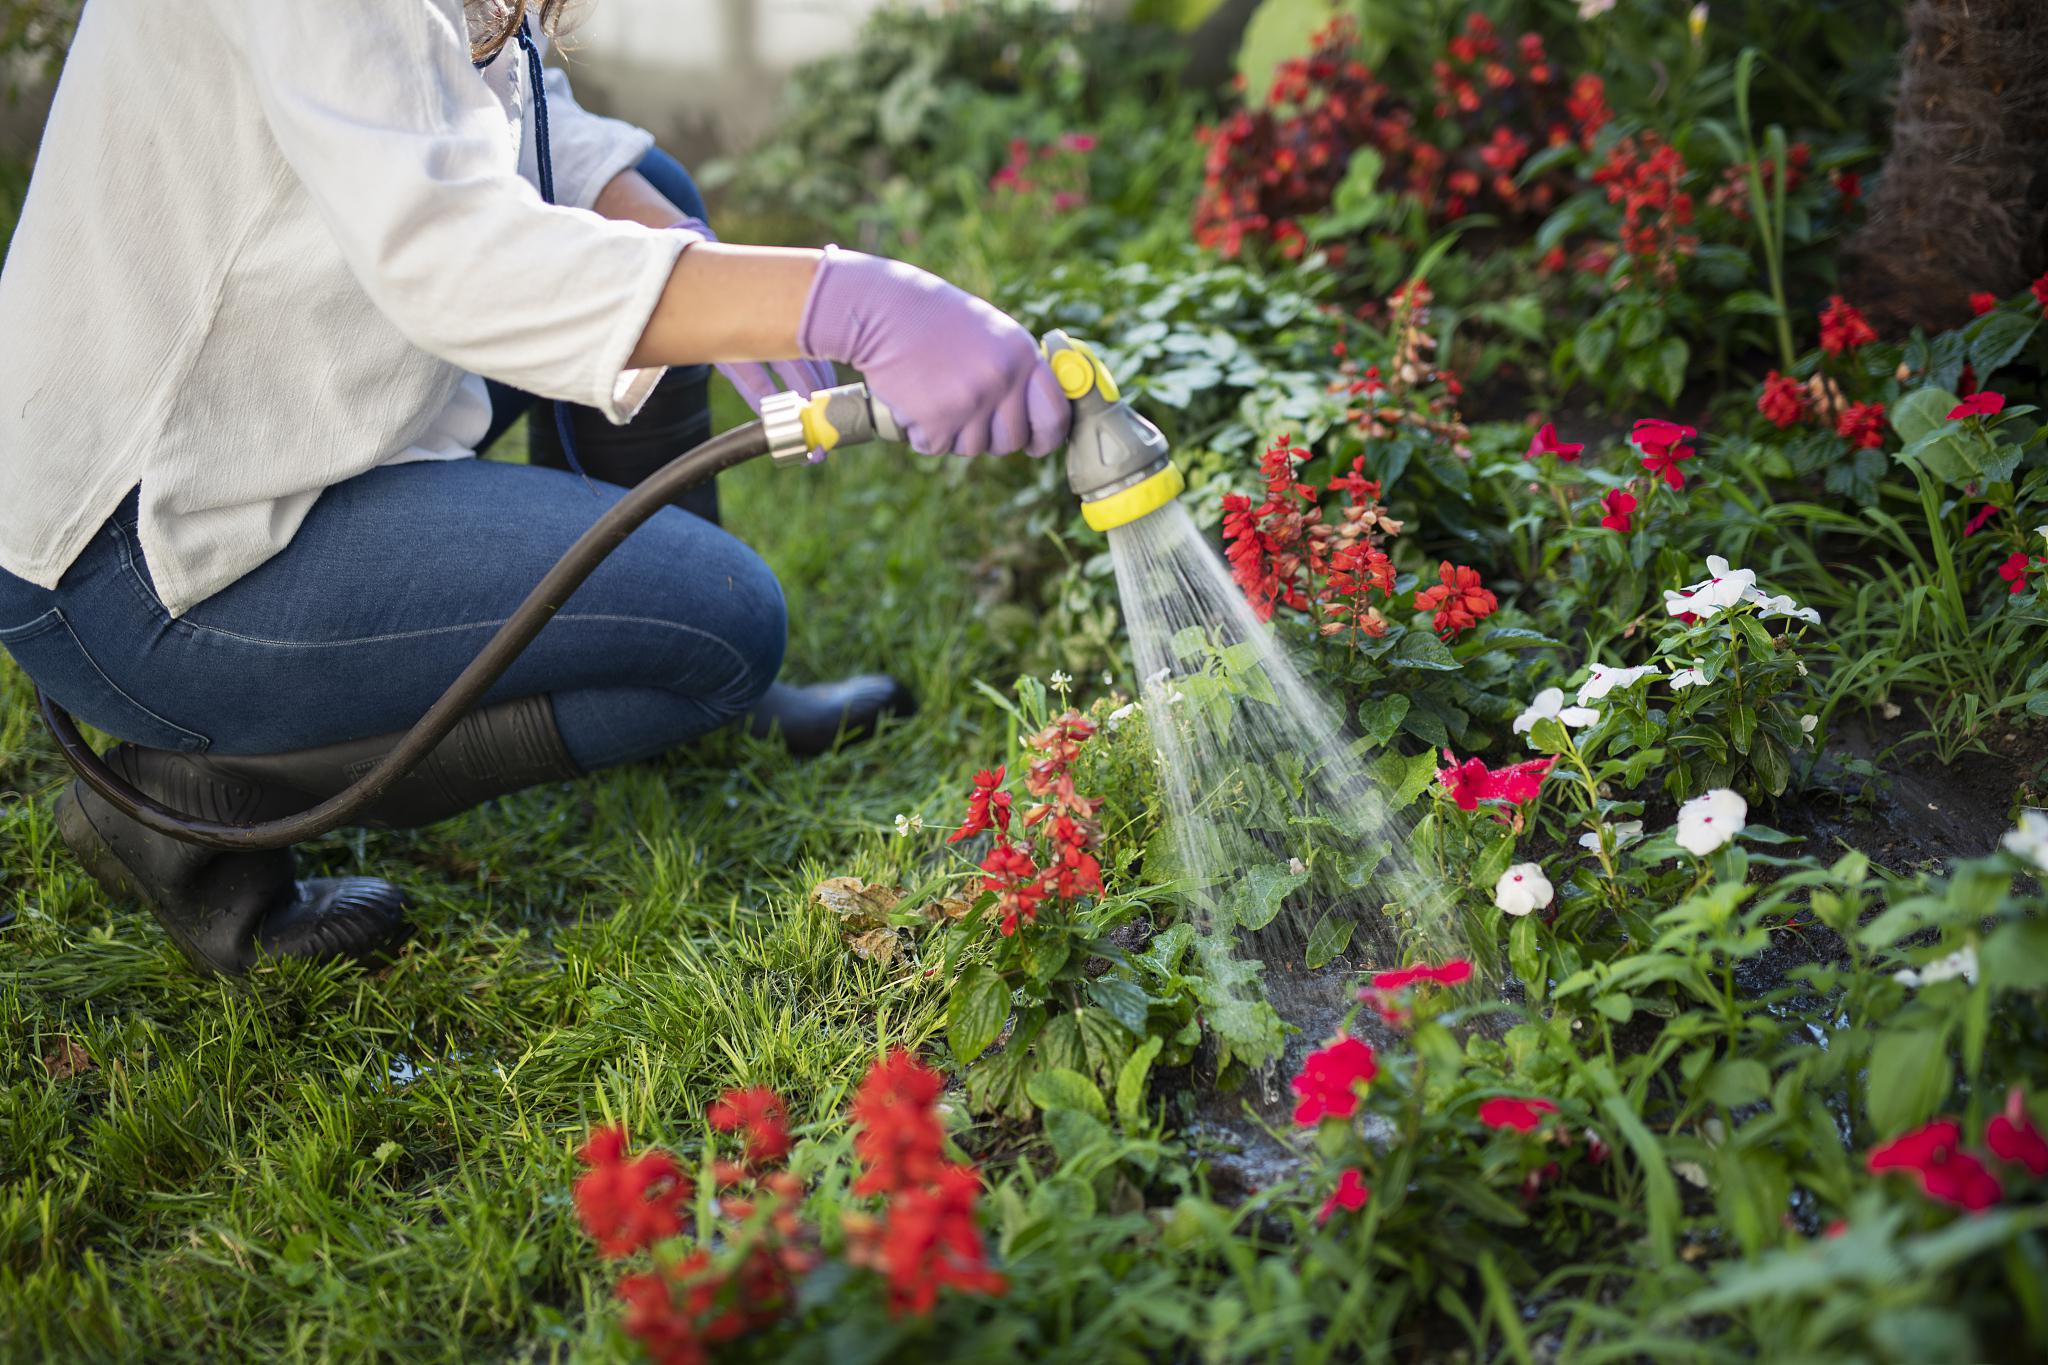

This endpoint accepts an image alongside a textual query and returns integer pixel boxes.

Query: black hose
[39,420,774,852]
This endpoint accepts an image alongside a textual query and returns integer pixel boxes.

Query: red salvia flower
[1630,418,1698,490]
[862,1164,1008,1315]
[1318,1168,1371,1224]
[1835,401,1887,450]
[1970,291,2000,317]
[1986,1087,2048,1178]
[1757,370,1807,428]
[1599,488,1637,533]
[574,1126,691,1259]
[1478,1097,1558,1133]
[979,840,1045,936]
[1819,295,1877,356]
[1527,421,1584,462]
[1414,561,1497,638]
[708,1087,792,1168]
[851,1050,950,1196]
[947,767,1012,843]
[616,1271,708,1365]
[1948,391,2006,421]
[1290,1035,1378,1124]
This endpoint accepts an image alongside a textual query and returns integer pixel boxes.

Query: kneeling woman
[0,1,1070,975]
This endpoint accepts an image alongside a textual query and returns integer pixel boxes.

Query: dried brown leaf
[921,895,974,926]
[43,1037,93,1080]
[846,927,903,966]
[811,876,903,930]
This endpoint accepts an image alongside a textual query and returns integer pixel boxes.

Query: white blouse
[0,0,695,616]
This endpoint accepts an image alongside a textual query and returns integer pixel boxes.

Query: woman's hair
[467,1,584,65]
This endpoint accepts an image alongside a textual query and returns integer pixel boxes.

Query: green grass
[0,433,1029,1361]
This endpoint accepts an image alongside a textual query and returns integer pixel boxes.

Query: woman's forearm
[628,242,822,369]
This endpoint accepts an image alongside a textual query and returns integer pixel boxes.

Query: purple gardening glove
[671,216,838,411]
[797,246,1071,458]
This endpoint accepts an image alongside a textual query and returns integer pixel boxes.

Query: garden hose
[38,382,903,852]
[1045,329,1184,532]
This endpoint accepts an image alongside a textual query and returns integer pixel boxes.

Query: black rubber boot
[534,367,917,756]
[55,696,578,976]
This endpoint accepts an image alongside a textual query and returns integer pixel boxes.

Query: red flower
[851,1050,950,1196]
[1757,370,1807,428]
[1867,1118,2005,1212]
[1835,401,1887,450]
[1819,295,1877,356]
[1371,959,1474,990]
[1998,551,2039,595]
[1290,1035,1378,1124]
[616,1270,707,1365]
[1413,561,1498,638]
[1947,391,2006,421]
[1599,488,1637,533]
[1318,1168,1371,1223]
[861,1164,1007,1316]
[1527,421,1584,462]
[947,767,1012,843]
[1630,418,1698,490]
[1479,1097,1558,1133]
[1963,502,1999,538]
[2033,270,2048,315]
[978,840,1044,936]
[1988,1087,2048,1178]
[574,1126,691,1259]
[1969,291,2000,317]
[1437,753,1552,811]
[708,1087,792,1168]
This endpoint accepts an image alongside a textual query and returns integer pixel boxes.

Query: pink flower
[1947,391,2006,421]
[1437,754,1552,811]
[1867,1118,2004,1213]
[1630,418,1698,490]
[1963,503,1999,538]
[1318,1168,1371,1223]
[2000,552,2042,596]
[1371,959,1474,990]
[1290,1035,1378,1125]
[1527,422,1585,462]
[1479,1097,1558,1133]
[1060,132,1098,154]
[1599,488,1637,533]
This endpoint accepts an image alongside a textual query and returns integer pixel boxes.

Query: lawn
[7,2,2048,1363]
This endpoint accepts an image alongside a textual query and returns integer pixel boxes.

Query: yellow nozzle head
[1081,463,1185,532]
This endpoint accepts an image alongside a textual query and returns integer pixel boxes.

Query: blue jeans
[0,151,786,772]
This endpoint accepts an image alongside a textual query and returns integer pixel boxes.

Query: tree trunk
[1843,0,2048,334]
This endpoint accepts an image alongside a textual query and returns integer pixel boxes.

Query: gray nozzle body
[1043,330,1171,502]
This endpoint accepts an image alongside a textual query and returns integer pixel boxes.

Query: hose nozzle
[1042,330,1182,532]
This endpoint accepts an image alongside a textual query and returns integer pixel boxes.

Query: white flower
[1049,670,1073,690]
[1106,700,1140,727]
[1578,821,1644,852]
[1144,666,1173,688]
[2037,524,2048,548]
[1894,945,1979,989]
[1664,556,1757,620]
[1577,0,1616,16]
[1747,589,1822,626]
[1673,1160,1712,1189]
[1674,788,1747,856]
[1100,670,1115,687]
[2004,810,2048,871]
[1494,863,1554,917]
[1288,856,1307,876]
[1577,663,1661,707]
[1880,700,1902,720]
[1514,687,1601,738]
[1800,714,1819,745]
[1669,665,1708,690]
[893,813,923,837]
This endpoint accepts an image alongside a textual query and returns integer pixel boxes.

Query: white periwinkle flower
[1748,589,1822,626]
[1893,945,1979,990]
[2004,810,2048,871]
[1578,820,1645,852]
[1494,863,1554,917]
[1514,687,1601,738]
[1675,788,1747,856]
[1577,663,1661,707]
[1664,556,1757,620]
[1106,700,1140,728]
[2037,524,2048,548]
[1669,665,1708,690]
[1800,714,1819,745]
[1578,0,1617,17]
[893,813,923,837]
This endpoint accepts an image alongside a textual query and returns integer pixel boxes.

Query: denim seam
[171,612,764,698]
[0,608,66,645]
[31,608,210,752]
[107,517,195,638]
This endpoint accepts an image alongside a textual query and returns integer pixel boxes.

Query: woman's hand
[798,247,1071,459]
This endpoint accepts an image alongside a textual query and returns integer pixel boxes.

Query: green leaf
[1982,918,2048,992]
[1231,861,1310,932]
[1653,336,1689,406]
[1866,1026,1954,1138]
[1702,1058,1771,1108]
[1965,309,2039,378]
[1388,629,1461,671]
[1600,1093,1680,1268]
[947,966,1010,1065]
[1358,693,1410,746]
[1723,290,1783,316]
[1234,0,1335,107]
[1592,993,1636,1024]
[1115,1035,1164,1126]
[1088,975,1151,1036]
[1304,913,1354,970]
[1026,1067,1109,1122]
